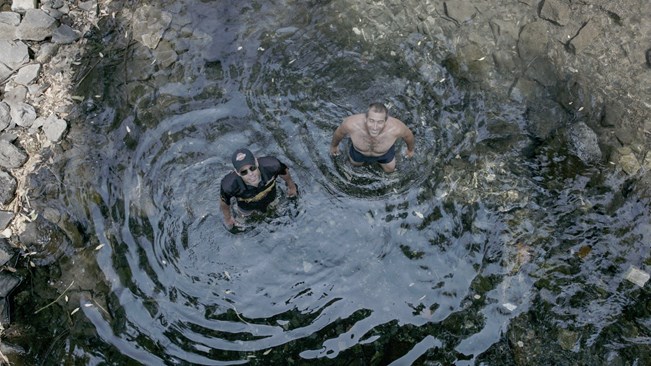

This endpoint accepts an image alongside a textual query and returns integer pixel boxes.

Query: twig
[34,281,75,314]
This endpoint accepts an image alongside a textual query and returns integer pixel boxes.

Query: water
[13,0,650,364]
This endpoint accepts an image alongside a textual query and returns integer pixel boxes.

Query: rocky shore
[0,0,106,356]
[0,0,649,363]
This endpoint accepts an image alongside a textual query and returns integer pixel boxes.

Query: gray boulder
[568,121,602,164]
[0,12,20,41]
[52,24,80,44]
[0,140,28,169]
[0,102,10,131]
[0,211,13,231]
[12,0,37,12]
[0,40,29,70]
[43,114,67,142]
[0,171,17,205]
[16,9,57,41]
[14,63,41,85]
[540,0,571,26]
[9,102,36,128]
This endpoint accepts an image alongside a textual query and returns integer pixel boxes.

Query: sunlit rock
[0,140,28,169]
[0,40,29,70]
[568,121,601,164]
[16,9,57,41]
[614,147,641,176]
[42,114,67,142]
[132,5,172,49]
[0,102,9,131]
[0,12,19,40]
[9,101,36,128]
[14,63,41,86]
[0,170,17,204]
[540,0,571,26]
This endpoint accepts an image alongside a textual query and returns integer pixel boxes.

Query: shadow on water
[11,0,651,365]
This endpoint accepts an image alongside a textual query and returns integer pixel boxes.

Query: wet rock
[132,5,172,49]
[14,63,41,86]
[52,24,80,44]
[567,21,599,54]
[510,77,546,103]
[518,21,550,62]
[540,0,571,26]
[601,101,624,127]
[42,114,67,142]
[16,9,57,41]
[9,102,37,128]
[614,147,641,175]
[444,1,477,23]
[0,140,28,169]
[526,99,568,139]
[489,19,519,47]
[19,215,71,265]
[568,121,601,164]
[152,39,178,69]
[614,126,636,146]
[0,211,13,231]
[0,12,20,41]
[558,328,579,351]
[11,0,37,13]
[0,171,17,205]
[0,40,29,70]
[646,49,651,68]
[0,102,10,131]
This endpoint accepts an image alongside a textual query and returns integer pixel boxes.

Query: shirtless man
[329,103,415,173]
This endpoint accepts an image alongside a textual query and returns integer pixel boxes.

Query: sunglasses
[239,165,258,176]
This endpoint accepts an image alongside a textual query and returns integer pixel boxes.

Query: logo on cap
[236,152,247,161]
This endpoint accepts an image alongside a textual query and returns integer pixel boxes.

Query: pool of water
[11,0,650,364]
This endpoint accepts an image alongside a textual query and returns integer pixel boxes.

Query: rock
[568,21,599,54]
[0,12,20,41]
[646,49,651,68]
[0,102,10,131]
[0,273,20,299]
[14,63,41,85]
[28,115,46,134]
[52,24,80,44]
[79,0,98,14]
[152,40,178,69]
[35,43,59,64]
[0,211,13,231]
[615,147,641,175]
[16,9,57,41]
[11,0,37,13]
[0,140,28,169]
[132,5,172,49]
[0,40,29,70]
[568,121,601,164]
[0,238,12,267]
[518,21,550,62]
[526,99,568,139]
[444,1,477,23]
[540,0,571,26]
[601,101,624,127]
[9,102,37,128]
[19,215,71,265]
[43,114,67,142]
[558,328,578,351]
[0,170,17,204]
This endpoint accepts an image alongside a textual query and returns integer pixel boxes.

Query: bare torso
[345,114,403,156]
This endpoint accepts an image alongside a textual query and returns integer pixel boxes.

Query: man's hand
[330,145,340,156]
[287,184,298,198]
[224,216,237,230]
[405,149,414,158]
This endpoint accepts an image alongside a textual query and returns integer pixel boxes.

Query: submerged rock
[568,121,601,164]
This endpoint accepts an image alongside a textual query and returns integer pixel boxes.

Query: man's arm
[220,199,236,229]
[330,120,349,156]
[279,169,298,197]
[401,123,415,158]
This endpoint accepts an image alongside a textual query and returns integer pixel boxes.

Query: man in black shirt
[220,148,298,229]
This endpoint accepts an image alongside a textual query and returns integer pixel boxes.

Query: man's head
[232,148,261,185]
[365,102,389,137]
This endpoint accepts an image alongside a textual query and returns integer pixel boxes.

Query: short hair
[367,102,389,120]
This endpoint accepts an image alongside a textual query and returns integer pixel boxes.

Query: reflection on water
[18,0,650,364]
